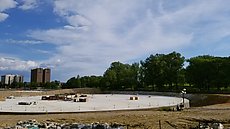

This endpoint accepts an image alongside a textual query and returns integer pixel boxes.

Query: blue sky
[0,0,230,82]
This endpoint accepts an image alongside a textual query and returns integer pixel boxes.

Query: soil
[0,89,230,129]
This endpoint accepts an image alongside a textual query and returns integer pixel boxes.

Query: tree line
[63,52,230,93]
[0,81,61,90]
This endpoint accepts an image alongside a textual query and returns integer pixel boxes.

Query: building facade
[1,74,24,85]
[31,68,43,83]
[31,68,51,83]
[43,68,51,83]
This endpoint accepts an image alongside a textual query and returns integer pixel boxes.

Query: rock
[16,121,23,125]
[70,123,79,129]
[38,123,46,128]
[211,123,224,129]
[6,119,125,129]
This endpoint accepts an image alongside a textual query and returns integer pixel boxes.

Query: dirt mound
[186,94,230,107]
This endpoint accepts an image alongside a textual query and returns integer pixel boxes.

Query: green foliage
[140,51,185,91]
[63,52,230,93]
[64,75,102,89]
[43,81,60,89]
[103,62,140,90]
[65,75,83,88]
[10,81,25,88]
[28,82,38,89]
[186,55,230,91]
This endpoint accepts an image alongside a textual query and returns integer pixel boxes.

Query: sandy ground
[0,89,230,129]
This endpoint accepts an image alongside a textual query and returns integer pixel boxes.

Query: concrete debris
[18,101,37,105]
[5,119,125,129]
[198,122,224,129]
[6,96,15,99]
[42,94,88,102]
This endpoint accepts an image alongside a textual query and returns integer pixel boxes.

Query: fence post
[159,120,162,129]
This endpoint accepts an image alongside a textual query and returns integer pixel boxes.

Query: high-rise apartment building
[14,75,24,83]
[31,68,43,83]
[31,68,51,83]
[1,74,24,85]
[43,68,51,83]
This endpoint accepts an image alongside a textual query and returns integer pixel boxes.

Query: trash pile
[5,119,125,129]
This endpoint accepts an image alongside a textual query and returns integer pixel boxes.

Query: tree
[28,82,38,89]
[186,56,230,91]
[80,76,102,88]
[66,77,76,88]
[103,68,118,90]
[43,81,60,89]
[186,55,213,90]
[141,52,185,91]
[164,52,185,89]
[75,75,81,88]
[128,63,141,90]
[141,54,166,90]
[87,76,102,88]
[65,75,81,88]
[103,61,140,90]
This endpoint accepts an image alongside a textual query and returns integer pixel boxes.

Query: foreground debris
[5,119,125,129]
[192,122,224,129]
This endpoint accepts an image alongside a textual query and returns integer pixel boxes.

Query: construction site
[0,93,189,113]
[1,89,230,128]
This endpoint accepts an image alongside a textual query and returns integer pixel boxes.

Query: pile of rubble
[195,122,224,129]
[41,94,88,102]
[5,119,125,129]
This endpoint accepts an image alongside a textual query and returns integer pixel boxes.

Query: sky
[0,0,230,82]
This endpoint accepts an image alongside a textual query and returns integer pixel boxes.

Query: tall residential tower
[1,74,24,85]
[31,68,51,83]
[43,68,51,83]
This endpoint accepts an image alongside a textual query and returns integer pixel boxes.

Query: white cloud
[0,0,17,11]
[0,57,39,71]
[18,0,38,10]
[0,12,8,22]
[4,39,43,44]
[0,0,17,21]
[28,0,230,81]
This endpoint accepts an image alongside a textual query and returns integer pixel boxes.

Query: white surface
[0,94,189,113]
